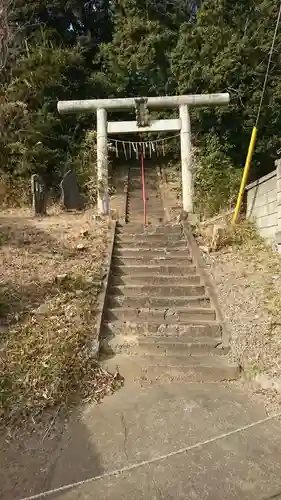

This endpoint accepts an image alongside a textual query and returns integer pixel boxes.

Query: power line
[255,3,281,127]
[20,411,281,500]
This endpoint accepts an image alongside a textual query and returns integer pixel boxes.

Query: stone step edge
[102,319,221,327]
[111,274,200,279]
[111,277,201,283]
[111,264,195,269]
[112,256,192,261]
[138,337,222,347]
[115,239,183,243]
[106,295,209,303]
[101,335,222,347]
[114,250,190,255]
[111,270,197,276]
[118,243,187,247]
[106,307,215,315]
[109,284,204,290]
[116,227,181,233]
[102,353,238,367]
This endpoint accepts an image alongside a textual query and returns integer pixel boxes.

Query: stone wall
[246,167,278,241]
[276,159,281,246]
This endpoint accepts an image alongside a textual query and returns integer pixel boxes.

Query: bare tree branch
[0,0,12,70]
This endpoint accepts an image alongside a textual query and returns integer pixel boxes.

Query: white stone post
[96,108,108,215]
[179,104,193,213]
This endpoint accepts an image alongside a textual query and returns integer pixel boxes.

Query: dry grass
[0,207,122,428]
[201,217,281,396]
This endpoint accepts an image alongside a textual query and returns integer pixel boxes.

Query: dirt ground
[0,207,122,499]
[204,236,281,411]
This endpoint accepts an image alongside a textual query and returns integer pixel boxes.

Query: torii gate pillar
[57,93,230,215]
[96,108,108,214]
[179,105,192,213]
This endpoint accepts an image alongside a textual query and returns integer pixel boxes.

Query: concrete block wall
[275,159,281,246]
[246,169,277,241]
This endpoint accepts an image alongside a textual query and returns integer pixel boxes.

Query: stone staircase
[126,165,164,224]
[100,165,239,381]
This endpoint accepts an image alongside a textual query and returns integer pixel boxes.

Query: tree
[171,0,281,176]
[0,0,116,200]
[0,0,13,71]
[99,0,199,98]
[2,0,281,204]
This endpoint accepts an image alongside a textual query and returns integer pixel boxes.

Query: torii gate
[57,93,229,215]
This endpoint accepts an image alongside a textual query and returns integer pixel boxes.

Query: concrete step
[109,284,205,297]
[115,235,180,250]
[126,216,165,224]
[116,224,181,235]
[128,192,159,197]
[128,197,161,203]
[128,196,162,201]
[128,207,163,213]
[128,209,164,217]
[101,320,222,338]
[128,199,162,205]
[104,307,216,322]
[112,255,193,266]
[127,212,164,220]
[128,194,162,200]
[137,337,223,355]
[129,180,159,185]
[101,353,240,382]
[116,233,182,243]
[107,295,210,309]
[129,173,158,177]
[128,202,160,207]
[138,355,239,381]
[128,185,159,192]
[100,335,223,356]
[128,198,162,204]
[114,248,190,258]
[129,177,159,181]
[115,234,182,244]
[111,265,197,276]
[129,180,159,183]
[110,274,201,286]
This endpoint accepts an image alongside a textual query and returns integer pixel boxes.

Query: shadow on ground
[0,407,103,500]
[0,212,100,328]
[0,210,119,499]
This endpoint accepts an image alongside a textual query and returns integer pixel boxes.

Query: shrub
[194,135,241,218]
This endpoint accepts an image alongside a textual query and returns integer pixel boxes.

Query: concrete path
[46,377,281,500]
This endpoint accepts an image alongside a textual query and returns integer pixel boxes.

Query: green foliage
[171,0,281,176]
[194,135,241,217]
[1,2,115,201]
[68,131,98,205]
[2,0,281,208]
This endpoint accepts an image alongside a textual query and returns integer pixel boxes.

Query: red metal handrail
[140,149,147,225]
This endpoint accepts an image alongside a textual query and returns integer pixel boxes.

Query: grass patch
[0,209,122,428]
[219,218,263,248]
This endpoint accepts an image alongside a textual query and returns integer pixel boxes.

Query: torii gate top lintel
[57,92,230,216]
[57,93,229,114]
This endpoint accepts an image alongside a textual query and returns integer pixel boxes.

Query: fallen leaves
[0,209,122,429]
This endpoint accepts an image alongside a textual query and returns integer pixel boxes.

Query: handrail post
[141,151,147,225]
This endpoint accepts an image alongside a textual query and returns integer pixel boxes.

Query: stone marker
[60,170,84,210]
[31,174,47,215]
